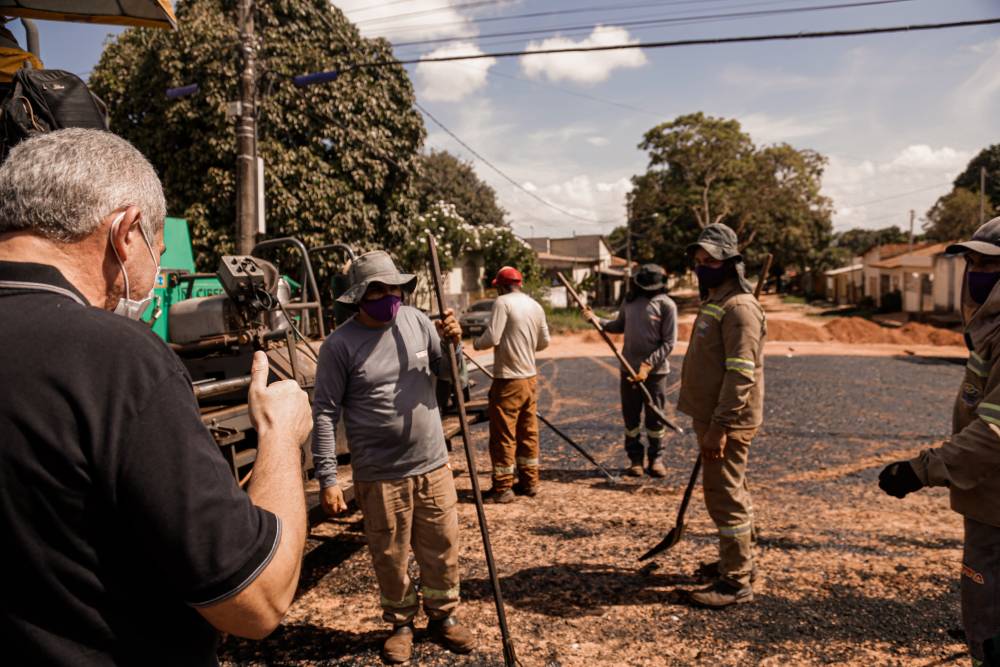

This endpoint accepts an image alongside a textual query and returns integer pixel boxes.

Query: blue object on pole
[293,70,339,87]
[166,83,199,99]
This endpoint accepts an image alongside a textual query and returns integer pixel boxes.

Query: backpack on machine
[0,68,108,163]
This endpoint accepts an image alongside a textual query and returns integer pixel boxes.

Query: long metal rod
[557,271,682,434]
[463,351,617,484]
[236,0,257,255]
[426,233,517,667]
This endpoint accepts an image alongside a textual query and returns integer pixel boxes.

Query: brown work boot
[695,561,759,585]
[428,615,475,654]
[648,460,668,478]
[689,578,753,608]
[485,488,515,504]
[625,457,645,477]
[381,623,414,664]
[513,481,538,497]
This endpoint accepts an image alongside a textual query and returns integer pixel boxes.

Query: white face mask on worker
[108,211,160,320]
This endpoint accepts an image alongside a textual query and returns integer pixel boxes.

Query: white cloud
[587,136,610,147]
[519,26,648,85]
[739,112,839,144]
[720,64,816,90]
[823,145,973,231]
[335,0,476,41]
[956,40,1000,114]
[416,42,495,102]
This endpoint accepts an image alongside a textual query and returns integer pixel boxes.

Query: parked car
[459,299,495,336]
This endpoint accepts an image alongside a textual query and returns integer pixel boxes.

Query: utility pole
[981,166,987,226]
[908,209,915,254]
[236,0,258,255]
[624,202,633,286]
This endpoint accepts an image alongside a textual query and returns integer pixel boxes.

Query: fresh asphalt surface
[219,353,969,666]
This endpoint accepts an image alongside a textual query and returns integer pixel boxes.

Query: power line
[416,101,616,226]
[356,0,504,25]
[389,0,917,49]
[842,181,952,208]
[353,16,1000,66]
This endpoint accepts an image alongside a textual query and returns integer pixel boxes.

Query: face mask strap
[107,211,131,300]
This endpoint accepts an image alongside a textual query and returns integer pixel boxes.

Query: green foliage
[89,0,425,272]
[625,112,833,275]
[415,149,507,228]
[833,226,909,256]
[954,144,1000,208]
[924,187,995,242]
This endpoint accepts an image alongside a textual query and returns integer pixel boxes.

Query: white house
[526,234,631,307]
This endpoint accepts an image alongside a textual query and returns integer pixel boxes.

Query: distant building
[525,234,631,307]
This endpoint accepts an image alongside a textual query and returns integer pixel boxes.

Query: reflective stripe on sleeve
[421,585,460,600]
[725,357,756,379]
[968,352,990,378]
[516,456,539,467]
[976,401,1000,426]
[700,304,725,321]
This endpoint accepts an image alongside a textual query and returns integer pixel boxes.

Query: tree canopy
[832,226,910,256]
[923,187,995,242]
[954,144,1000,208]
[89,0,425,272]
[414,149,507,228]
[619,112,834,275]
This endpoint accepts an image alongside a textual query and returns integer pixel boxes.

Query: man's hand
[878,461,924,499]
[700,422,728,461]
[248,351,313,445]
[581,306,599,324]
[629,362,652,384]
[435,308,462,344]
[321,485,347,516]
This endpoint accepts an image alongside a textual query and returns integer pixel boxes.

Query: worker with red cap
[474,266,550,503]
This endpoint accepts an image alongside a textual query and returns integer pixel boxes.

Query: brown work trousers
[962,517,1000,665]
[488,376,540,492]
[354,465,461,625]
[694,420,758,587]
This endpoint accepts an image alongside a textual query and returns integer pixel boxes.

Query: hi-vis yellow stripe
[725,357,755,378]
[700,304,725,321]
[968,351,990,378]
[976,401,1000,426]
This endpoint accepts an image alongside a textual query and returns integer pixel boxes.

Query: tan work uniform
[911,298,1000,665]
[677,279,766,587]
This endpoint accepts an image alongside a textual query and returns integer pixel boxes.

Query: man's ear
[107,206,142,263]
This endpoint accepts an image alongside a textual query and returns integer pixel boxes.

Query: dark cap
[633,263,667,291]
[946,216,1000,257]
[686,223,742,262]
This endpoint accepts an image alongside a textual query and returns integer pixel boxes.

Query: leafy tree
[833,226,909,256]
[89,0,425,272]
[954,144,1000,208]
[415,149,507,228]
[622,112,833,275]
[924,187,995,242]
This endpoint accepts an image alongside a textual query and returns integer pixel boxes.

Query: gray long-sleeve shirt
[311,306,450,488]
[601,293,678,375]
[473,291,550,379]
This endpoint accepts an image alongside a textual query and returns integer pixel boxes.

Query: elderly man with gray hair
[0,128,313,666]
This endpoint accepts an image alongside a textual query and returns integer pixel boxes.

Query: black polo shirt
[0,261,280,666]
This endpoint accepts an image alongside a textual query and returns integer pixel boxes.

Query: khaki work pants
[693,420,758,587]
[354,465,461,625]
[488,376,540,492]
[962,517,1000,665]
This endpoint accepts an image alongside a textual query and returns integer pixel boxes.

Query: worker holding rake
[678,223,766,608]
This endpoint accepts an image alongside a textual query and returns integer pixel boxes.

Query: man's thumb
[250,350,270,392]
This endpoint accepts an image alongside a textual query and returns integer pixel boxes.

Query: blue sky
[11,0,1000,240]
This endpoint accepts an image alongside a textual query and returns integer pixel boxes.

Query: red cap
[491,266,523,287]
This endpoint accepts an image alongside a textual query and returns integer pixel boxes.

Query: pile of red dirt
[897,321,965,346]
[821,317,964,346]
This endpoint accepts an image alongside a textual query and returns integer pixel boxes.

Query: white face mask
[108,211,160,320]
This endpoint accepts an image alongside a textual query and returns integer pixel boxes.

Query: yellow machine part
[0,1,176,30]
[0,46,40,83]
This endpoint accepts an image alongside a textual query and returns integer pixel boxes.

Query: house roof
[537,252,591,264]
[824,264,863,276]
[868,242,952,269]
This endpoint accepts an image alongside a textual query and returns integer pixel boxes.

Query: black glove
[878,461,924,499]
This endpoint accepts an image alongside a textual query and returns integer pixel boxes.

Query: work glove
[878,460,923,499]
[629,362,652,384]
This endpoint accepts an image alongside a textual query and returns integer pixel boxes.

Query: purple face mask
[361,293,402,322]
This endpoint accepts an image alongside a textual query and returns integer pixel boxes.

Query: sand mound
[767,319,833,342]
[897,321,965,346]
[677,315,962,347]
[823,317,903,344]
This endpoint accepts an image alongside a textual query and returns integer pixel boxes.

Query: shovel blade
[638,524,683,561]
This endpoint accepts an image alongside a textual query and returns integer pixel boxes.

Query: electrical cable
[842,181,953,208]
[347,16,1000,66]
[388,0,917,49]
[277,299,321,363]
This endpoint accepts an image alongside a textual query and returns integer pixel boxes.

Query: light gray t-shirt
[311,306,449,488]
[601,292,678,375]
[473,291,550,379]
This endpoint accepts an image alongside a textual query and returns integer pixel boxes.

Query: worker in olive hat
[585,264,678,477]
[878,217,1000,666]
[677,223,766,608]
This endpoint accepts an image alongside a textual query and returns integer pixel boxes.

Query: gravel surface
[220,354,970,666]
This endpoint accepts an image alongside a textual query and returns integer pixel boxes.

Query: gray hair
[0,128,166,242]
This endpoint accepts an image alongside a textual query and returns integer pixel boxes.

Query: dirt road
[221,353,969,666]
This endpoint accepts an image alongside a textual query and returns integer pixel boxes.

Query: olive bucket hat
[336,250,417,305]
[633,263,667,291]
[946,216,1000,256]
[686,223,753,295]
